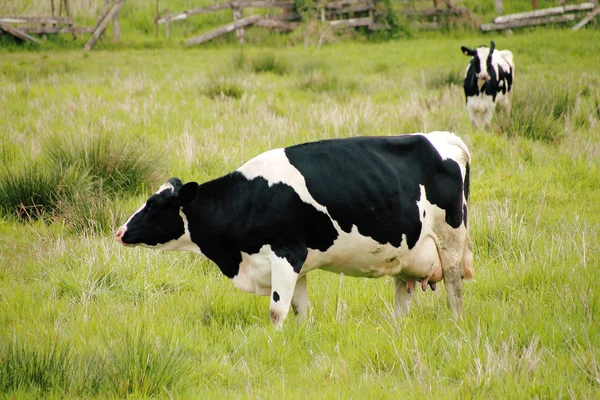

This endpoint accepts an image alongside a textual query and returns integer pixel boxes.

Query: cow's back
[283,134,466,249]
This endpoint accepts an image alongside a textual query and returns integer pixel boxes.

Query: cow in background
[461,41,514,129]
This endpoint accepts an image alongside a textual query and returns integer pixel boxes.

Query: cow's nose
[115,227,125,242]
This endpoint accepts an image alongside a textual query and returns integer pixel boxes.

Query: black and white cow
[115,132,473,328]
[461,40,515,129]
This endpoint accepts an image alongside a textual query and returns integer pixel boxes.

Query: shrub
[43,132,161,195]
[204,74,244,99]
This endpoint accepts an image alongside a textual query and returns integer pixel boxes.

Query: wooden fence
[0,0,124,49]
[155,0,472,45]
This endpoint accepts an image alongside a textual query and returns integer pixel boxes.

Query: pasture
[1,29,600,398]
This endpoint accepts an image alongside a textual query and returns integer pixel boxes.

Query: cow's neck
[181,174,246,278]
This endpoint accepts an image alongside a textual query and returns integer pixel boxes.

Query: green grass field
[1,28,600,398]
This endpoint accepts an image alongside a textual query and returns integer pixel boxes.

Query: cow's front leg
[291,274,309,323]
[483,103,496,130]
[269,247,305,329]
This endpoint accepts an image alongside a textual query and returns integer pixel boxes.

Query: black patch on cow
[423,210,426,218]
[273,291,280,302]
[462,162,470,228]
[183,174,338,278]
[464,162,470,203]
[284,135,465,249]
[463,58,480,100]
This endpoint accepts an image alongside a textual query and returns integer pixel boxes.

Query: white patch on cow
[158,181,175,193]
[301,184,448,281]
[302,224,406,278]
[233,245,273,295]
[149,211,202,254]
[268,251,299,328]
[414,132,470,180]
[237,148,329,215]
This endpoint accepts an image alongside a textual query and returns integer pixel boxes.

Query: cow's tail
[462,230,474,280]
[460,146,474,281]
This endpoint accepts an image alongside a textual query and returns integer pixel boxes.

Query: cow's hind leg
[393,277,413,318]
[269,246,306,329]
[291,274,309,323]
[437,225,468,320]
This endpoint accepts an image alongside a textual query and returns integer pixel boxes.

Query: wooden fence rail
[482,1,598,31]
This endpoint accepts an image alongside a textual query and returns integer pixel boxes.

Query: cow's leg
[393,277,413,318]
[483,103,496,129]
[269,247,306,329]
[438,226,468,320]
[291,274,308,323]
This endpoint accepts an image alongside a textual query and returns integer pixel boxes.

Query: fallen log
[84,0,125,50]
[572,6,600,31]
[254,18,298,30]
[0,16,72,25]
[401,7,469,17]
[0,24,42,43]
[184,14,260,46]
[329,16,372,27]
[156,3,231,24]
[17,26,95,34]
[157,1,294,24]
[493,2,594,23]
[481,13,575,31]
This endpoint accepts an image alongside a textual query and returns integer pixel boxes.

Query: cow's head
[115,178,200,252]
[461,40,495,81]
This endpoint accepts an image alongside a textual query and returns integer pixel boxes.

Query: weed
[250,52,290,75]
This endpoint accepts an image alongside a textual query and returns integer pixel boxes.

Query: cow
[115,131,474,328]
[461,40,515,129]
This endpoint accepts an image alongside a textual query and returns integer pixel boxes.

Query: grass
[1,29,600,398]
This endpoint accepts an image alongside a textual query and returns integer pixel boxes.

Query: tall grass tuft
[425,67,464,89]
[204,73,244,99]
[0,339,72,394]
[101,329,191,397]
[57,189,129,235]
[43,132,162,196]
[496,83,576,142]
[250,52,290,75]
[0,163,90,221]
[299,71,358,94]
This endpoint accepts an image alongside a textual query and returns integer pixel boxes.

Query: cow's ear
[167,177,184,190]
[178,182,199,206]
[489,41,495,54]
[461,46,476,56]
